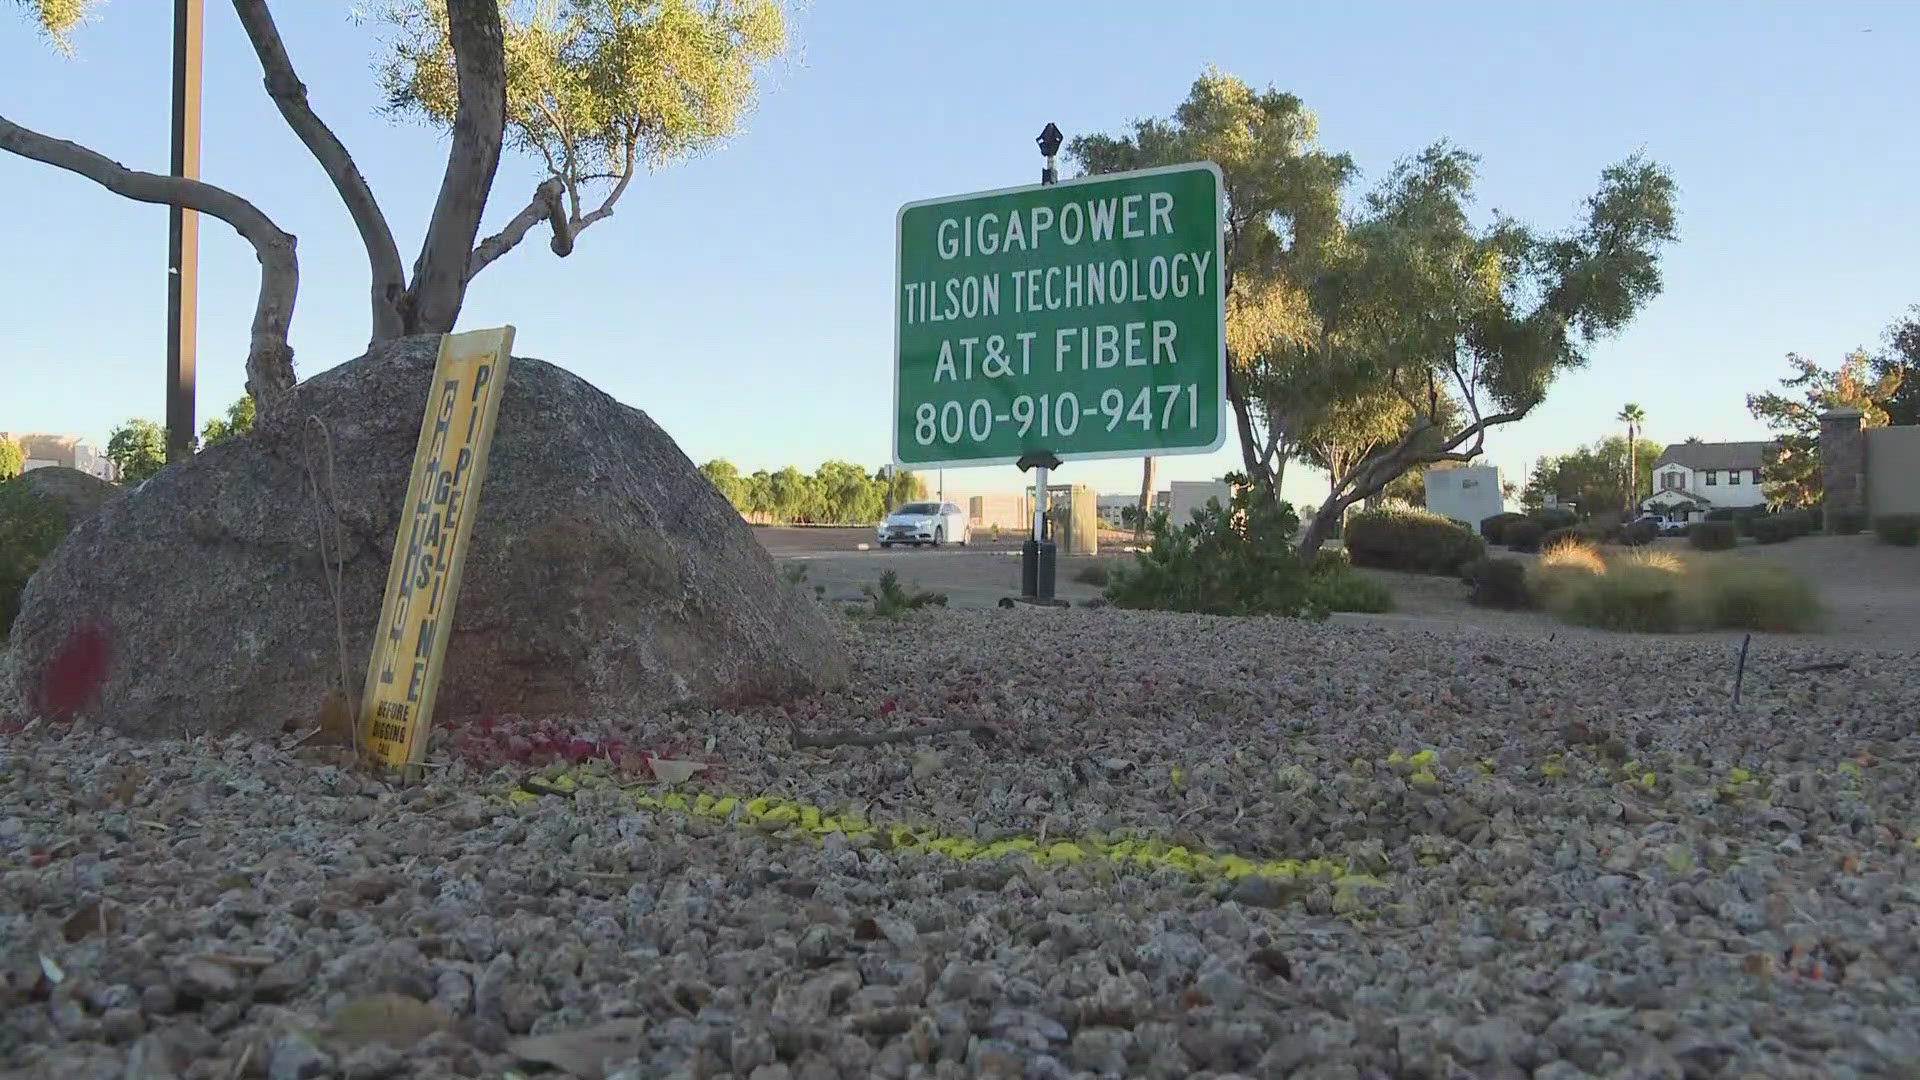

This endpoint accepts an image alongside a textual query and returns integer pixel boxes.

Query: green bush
[1688,522,1738,551]
[1830,509,1868,535]
[1,478,67,636]
[1480,512,1528,544]
[1072,561,1113,586]
[861,570,947,618]
[1461,557,1532,609]
[1613,519,1659,547]
[1343,506,1486,575]
[1875,514,1920,547]
[1806,505,1824,532]
[1504,519,1545,553]
[1307,568,1393,614]
[1563,563,1683,633]
[1529,507,1578,531]
[1698,564,1819,632]
[1750,510,1813,545]
[1106,477,1328,618]
[1540,526,1585,553]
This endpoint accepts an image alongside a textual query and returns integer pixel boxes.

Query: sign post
[892,137,1225,599]
[360,326,516,771]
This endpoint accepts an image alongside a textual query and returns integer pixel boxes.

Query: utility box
[1169,480,1233,527]
[1425,465,1503,531]
[1044,483,1098,555]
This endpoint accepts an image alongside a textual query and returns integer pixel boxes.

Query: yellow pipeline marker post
[360,327,515,771]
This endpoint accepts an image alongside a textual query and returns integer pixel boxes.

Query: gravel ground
[4,608,1920,1079]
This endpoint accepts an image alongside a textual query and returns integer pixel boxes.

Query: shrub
[1688,522,1738,551]
[1480,512,1528,544]
[1697,564,1819,632]
[1462,557,1531,609]
[1106,477,1328,618]
[1307,567,1393,614]
[1830,509,1867,535]
[1806,505,1824,532]
[1704,508,1732,522]
[1503,519,1544,553]
[1528,541,1606,610]
[1750,510,1813,545]
[1563,562,1684,633]
[1540,526,1584,554]
[861,570,947,618]
[1529,507,1578,531]
[1072,561,1113,586]
[1343,506,1486,575]
[1,478,67,637]
[1615,518,1659,547]
[1875,514,1920,546]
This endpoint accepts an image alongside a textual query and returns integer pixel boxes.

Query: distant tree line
[104,395,256,485]
[698,459,927,524]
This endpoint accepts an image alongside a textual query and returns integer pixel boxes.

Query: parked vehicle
[877,501,970,548]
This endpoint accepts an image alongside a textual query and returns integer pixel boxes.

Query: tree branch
[0,112,299,408]
[402,0,507,335]
[571,134,639,233]
[467,177,569,281]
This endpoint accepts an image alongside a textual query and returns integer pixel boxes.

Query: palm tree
[1617,403,1647,514]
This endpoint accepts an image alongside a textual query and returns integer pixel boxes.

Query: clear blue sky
[4,1,1916,508]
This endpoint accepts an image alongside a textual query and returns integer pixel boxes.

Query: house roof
[1651,441,1772,472]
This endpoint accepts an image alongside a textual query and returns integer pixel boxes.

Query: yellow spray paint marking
[508,772,1348,884]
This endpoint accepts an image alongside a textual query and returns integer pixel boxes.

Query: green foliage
[11,0,92,53]
[1874,306,1920,426]
[1746,351,1901,506]
[1504,519,1544,553]
[199,395,255,448]
[1699,564,1818,632]
[1520,436,1663,517]
[1071,562,1113,587]
[1688,522,1738,551]
[1306,568,1393,614]
[0,476,65,636]
[1562,563,1682,633]
[1342,506,1485,575]
[1105,478,1331,618]
[701,458,923,524]
[106,418,166,485]
[1068,70,1353,498]
[377,0,787,243]
[778,561,808,587]
[1874,514,1920,546]
[1480,512,1527,544]
[860,570,946,619]
[1461,557,1531,609]
[1615,518,1659,547]
[0,437,23,481]
[1539,526,1584,553]
[1529,507,1578,531]
[1749,510,1813,545]
[1830,509,1868,535]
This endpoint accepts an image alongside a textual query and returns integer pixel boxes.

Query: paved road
[752,526,1112,609]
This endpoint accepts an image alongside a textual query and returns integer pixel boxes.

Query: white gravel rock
[2,608,1917,1077]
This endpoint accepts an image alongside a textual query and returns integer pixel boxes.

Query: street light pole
[166,0,204,464]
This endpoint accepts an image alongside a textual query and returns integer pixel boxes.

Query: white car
[877,501,970,548]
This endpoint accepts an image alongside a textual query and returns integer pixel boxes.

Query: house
[1638,441,1771,523]
[0,432,118,482]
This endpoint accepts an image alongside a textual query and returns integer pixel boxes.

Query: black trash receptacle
[1020,539,1059,599]
[1035,541,1057,599]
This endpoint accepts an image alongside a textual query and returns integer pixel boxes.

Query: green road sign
[893,162,1225,469]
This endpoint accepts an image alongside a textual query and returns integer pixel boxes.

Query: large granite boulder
[1,335,846,735]
[15,466,119,526]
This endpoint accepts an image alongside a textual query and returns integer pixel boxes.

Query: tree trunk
[1134,456,1157,541]
[0,112,299,411]
[233,0,405,342]
[1228,381,1271,493]
[1296,489,1345,559]
[400,0,508,335]
[1626,423,1637,515]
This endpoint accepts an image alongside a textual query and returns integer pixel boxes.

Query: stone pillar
[1820,408,1866,532]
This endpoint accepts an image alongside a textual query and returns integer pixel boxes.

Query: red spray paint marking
[38,623,111,723]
